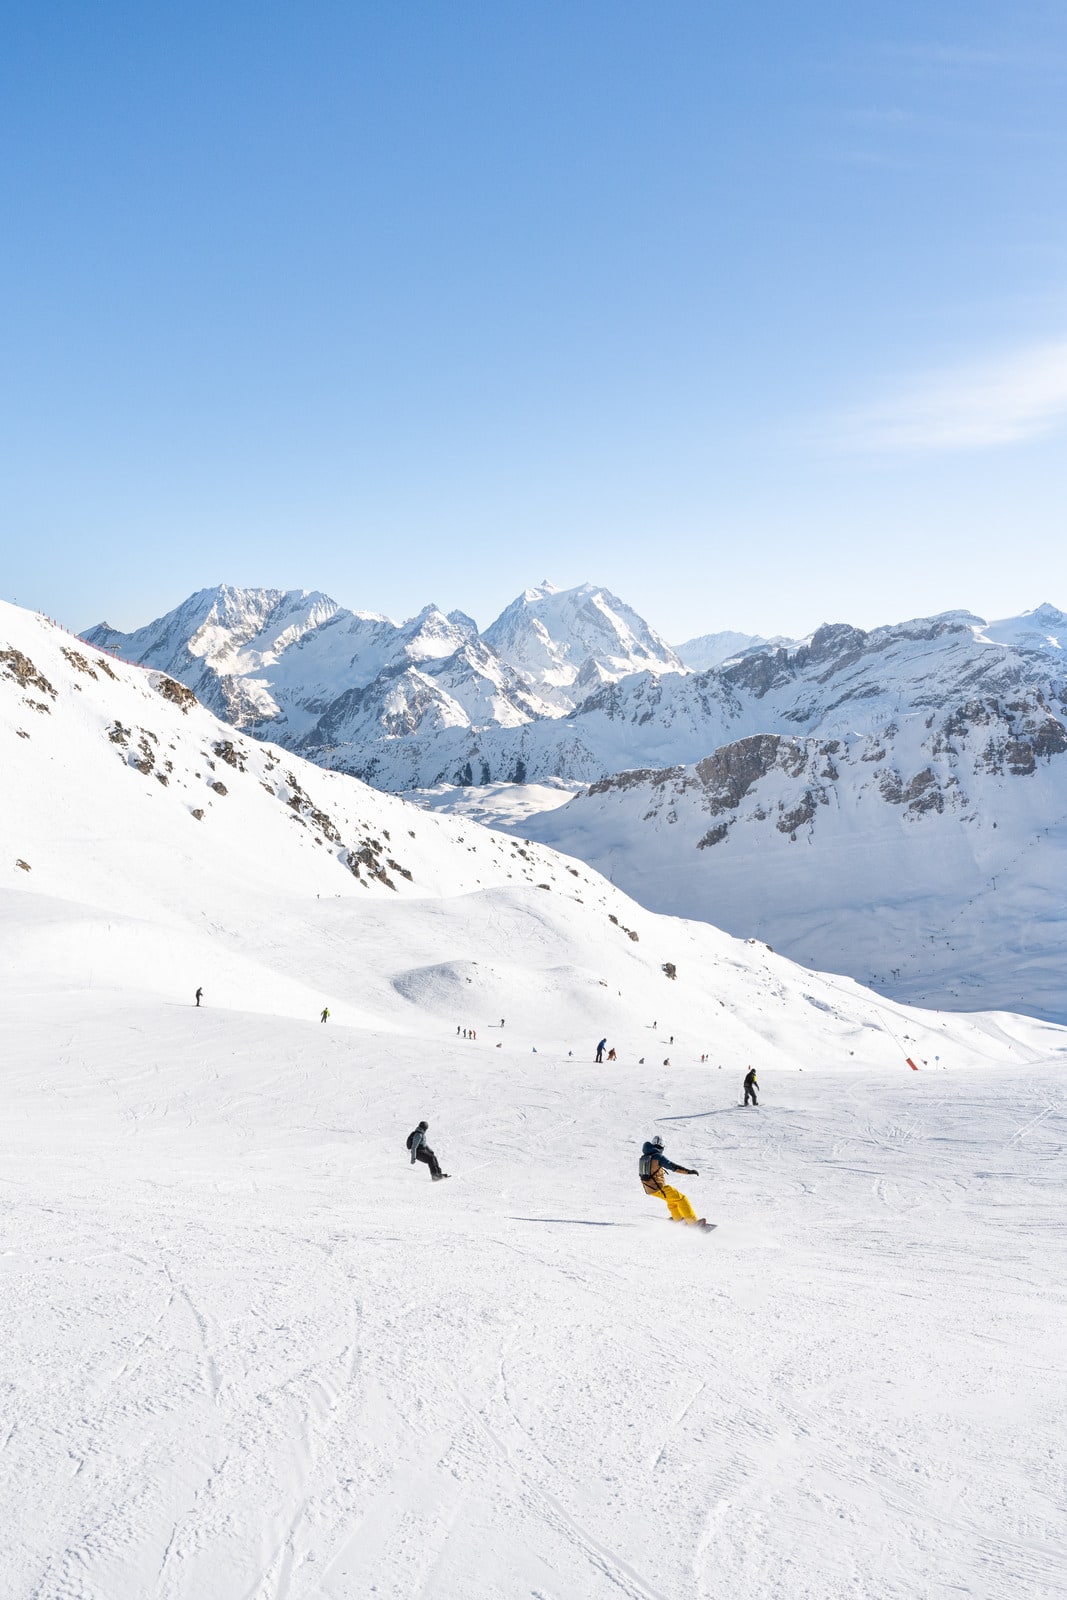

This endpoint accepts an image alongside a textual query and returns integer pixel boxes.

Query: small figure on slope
[743,1067,759,1106]
[320,1007,330,1024]
[595,1037,607,1064]
[195,986,203,1008]
[406,1119,449,1181]
[639,1135,709,1228]
[606,1046,617,1062]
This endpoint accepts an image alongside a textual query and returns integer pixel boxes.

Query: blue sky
[2,1,1066,640]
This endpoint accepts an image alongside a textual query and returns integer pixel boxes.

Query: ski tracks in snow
[3,1028,1066,1599]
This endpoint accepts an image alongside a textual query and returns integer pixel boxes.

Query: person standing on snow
[406,1120,449,1181]
[595,1038,607,1063]
[195,986,203,1007]
[320,1007,330,1024]
[639,1135,708,1228]
[743,1067,759,1106]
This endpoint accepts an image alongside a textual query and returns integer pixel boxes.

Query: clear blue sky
[2,1,1066,640]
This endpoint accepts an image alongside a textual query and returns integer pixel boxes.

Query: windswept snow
[2,600,1066,1599]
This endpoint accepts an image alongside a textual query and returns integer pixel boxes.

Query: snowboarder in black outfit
[595,1038,607,1063]
[743,1067,759,1106]
[407,1120,449,1181]
[195,986,203,1007]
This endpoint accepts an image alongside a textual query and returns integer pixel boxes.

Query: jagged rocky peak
[190,586,343,661]
[86,585,343,676]
[801,622,868,662]
[400,605,477,661]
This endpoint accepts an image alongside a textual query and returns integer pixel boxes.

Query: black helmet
[650,1135,663,1149]
[418,1120,428,1130]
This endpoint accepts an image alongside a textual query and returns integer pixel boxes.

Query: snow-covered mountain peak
[976,602,1067,654]
[674,629,777,671]
[191,587,342,667]
[86,585,344,678]
[482,581,684,704]
[399,605,475,661]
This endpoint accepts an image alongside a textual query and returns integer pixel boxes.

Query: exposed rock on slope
[524,693,1067,1021]
[85,593,1067,797]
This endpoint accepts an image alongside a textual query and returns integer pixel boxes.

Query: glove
[687,1168,699,1176]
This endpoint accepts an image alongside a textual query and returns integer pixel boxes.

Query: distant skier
[320,1007,330,1024]
[406,1120,449,1181]
[195,986,203,1008]
[743,1067,759,1106]
[595,1038,607,1063]
[639,1135,708,1228]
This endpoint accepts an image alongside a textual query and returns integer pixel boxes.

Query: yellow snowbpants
[656,1185,697,1223]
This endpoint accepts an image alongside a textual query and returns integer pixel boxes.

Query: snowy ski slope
[2,601,1065,1598]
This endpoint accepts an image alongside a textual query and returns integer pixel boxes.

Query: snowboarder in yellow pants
[639,1136,707,1226]
[659,1184,698,1222]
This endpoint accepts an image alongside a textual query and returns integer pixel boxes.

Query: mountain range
[82,584,1067,1018]
[84,581,682,765]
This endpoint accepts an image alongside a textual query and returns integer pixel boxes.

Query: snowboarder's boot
[432,1172,450,1181]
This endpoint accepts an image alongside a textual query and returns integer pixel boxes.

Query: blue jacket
[639,1141,689,1192]
[641,1140,685,1172]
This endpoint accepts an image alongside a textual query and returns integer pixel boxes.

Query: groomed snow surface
[2,602,1065,1598]
[4,994,1065,1600]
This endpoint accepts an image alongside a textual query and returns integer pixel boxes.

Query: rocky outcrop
[0,648,55,700]
[696,735,806,814]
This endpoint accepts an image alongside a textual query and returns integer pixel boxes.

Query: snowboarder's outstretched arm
[658,1156,698,1175]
